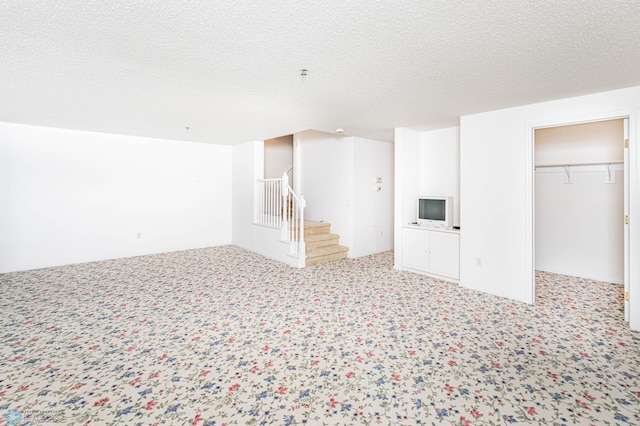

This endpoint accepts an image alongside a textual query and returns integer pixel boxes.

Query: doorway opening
[532,117,629,321]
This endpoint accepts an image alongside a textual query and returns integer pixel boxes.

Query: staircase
[303,221,349,266]
[255,174,348,268]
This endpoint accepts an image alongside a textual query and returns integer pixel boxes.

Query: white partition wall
[298,130,394,259]
[459,86,640,331]
[420,127,461,227]
[0,122,232,273]
[393,128,422,270]
[352,137,394,258]
[232,141,264,250]
[298,130,354,251]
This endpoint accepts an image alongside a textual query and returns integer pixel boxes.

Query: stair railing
[255,173,305,259]
[284,165,293,180]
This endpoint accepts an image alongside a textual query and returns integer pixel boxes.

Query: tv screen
[419,199,446,221]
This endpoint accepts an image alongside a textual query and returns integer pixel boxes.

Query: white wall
[535,119,623,165]
[0,122,232,273]
[536,169,623,282]
[421,127,460,226]
[459,86,640,331]
[298,130,394,258]
[264,135,293,179]
[535,119,624,283]
[352,137,394,257]
[298,130,354,251]
[232,141,263,250]
[393,128,422,269]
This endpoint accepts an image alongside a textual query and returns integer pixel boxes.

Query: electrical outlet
[475,257,482,267]
[137,232,141,239]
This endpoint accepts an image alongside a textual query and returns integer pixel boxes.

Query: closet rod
[535,161,623,168]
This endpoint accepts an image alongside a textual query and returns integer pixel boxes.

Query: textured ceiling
[2,1,640,144]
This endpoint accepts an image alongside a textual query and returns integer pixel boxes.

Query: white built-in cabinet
[401,226,460,282]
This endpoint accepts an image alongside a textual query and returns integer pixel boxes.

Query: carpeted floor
[1,246,638,425]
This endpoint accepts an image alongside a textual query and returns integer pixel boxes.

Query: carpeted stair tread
[305,245,349,266]
[305,233,340,250]
[302,221,332,235]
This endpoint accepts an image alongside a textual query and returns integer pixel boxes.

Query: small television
[417,196,453,228]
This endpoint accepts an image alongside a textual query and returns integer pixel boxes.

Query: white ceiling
[2,1,640,145]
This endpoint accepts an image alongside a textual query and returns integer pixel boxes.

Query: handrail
[255,173,305,260]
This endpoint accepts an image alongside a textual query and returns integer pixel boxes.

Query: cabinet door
[402,228,428,271]
[428,231,460,279]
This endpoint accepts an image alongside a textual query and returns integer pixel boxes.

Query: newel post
[299,196,306,258]
[281,172,289,197]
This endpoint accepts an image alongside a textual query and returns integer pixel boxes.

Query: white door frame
[623,118,630,321]
[525,110,636,328]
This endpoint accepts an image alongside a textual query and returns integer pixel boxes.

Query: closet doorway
[533,117,629,321]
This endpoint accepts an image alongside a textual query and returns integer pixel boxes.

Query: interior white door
[624,118,630,322]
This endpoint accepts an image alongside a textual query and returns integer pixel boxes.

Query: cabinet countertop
[403,224,460,234]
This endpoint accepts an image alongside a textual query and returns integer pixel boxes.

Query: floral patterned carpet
[1,246,638,425]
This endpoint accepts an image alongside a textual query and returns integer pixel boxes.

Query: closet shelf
[535,161,623,184]
[535,160,622,168]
